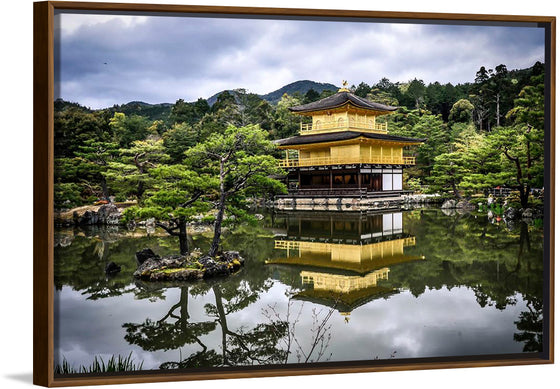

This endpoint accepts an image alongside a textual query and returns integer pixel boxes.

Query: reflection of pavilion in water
[267,211,424,318]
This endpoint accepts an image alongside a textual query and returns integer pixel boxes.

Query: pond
[53,209,544,373]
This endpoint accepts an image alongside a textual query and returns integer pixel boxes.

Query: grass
[55,353,144,375]
[156,267,198,274]
[153,262,203,275]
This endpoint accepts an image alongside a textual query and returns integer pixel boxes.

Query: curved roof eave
[289,91,398,114]
[274,131,426,147]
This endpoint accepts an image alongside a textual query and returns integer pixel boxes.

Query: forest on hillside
[54,61,546,213]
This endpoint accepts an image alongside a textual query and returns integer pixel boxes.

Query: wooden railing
[284,188,411,198]
[403,237,416,247]
[287,188,368,197]
[300,120,388,135]
[278,155,415,168]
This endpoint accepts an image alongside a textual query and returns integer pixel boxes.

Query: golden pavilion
[275,83,424,211]
[267,211,424,317]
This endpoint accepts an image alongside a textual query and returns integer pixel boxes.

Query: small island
[132,248,244,282]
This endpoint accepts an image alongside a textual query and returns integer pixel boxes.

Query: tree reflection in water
[123,278,337,368]
[53,209,545,371]
[262,298,336,364]
[514,299,543,352]
[123,287,217,353]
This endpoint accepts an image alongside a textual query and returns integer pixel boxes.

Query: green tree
[73,139,120,200]
[491,64,511,127]
[303,88,320,103]
[485,78,545,207]
[273,93,303,139]
[162,122,198,163]
[471,66,492,131]
[506,75,545,130]
[233,88,268,126]
[54,182,83,208]
[169,98,210,126]
[430,125,499,198]
[470,93,491,131]
[486,125,543,208]
[448,99,474,125]
[252,100,275,133]
[424,82,444,116]
[104,138,169,200]
[185,125,285,257]
[430,152,468,198]
[124,165,214,255]
[367,88,399,106]
[318,89,336,99]
[212,91,237,112]
[196,91,242,136]
[353,82,371,98]
[423,82,469,121]
[54,106,110,157]
[147,119,167,135]
[109,112,150,147]
[470,64,519,130]
[406,79,426,109]
[391,113,449,180]
[54,157,85,207]
[374,77,401,103]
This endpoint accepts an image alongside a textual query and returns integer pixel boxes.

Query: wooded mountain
[56,80,339,121]
[206,80,338,106]
[107,101,174,121]
[258,80,338,104]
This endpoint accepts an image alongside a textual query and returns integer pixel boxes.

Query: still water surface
[54,209,544,372]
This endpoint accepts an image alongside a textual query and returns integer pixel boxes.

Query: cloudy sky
[54,11,545,109]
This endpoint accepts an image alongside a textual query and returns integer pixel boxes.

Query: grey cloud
[55,13,545,109]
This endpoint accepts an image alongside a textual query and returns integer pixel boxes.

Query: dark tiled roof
[289,91,398,113]
[294,286,399,313]
[275,131,425,146]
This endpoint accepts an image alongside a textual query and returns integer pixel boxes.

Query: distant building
[275,83,424,211]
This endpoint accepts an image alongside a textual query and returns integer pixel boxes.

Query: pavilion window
[382,173,393,190]
[383,213,394,235]
[393,173,403,190]
[393,212,403,234]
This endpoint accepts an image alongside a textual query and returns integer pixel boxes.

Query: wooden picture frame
[34,1,555,387]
